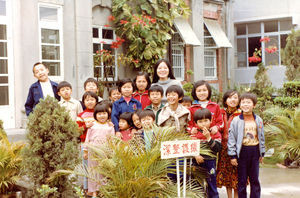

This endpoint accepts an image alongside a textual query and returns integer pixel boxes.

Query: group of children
[25,62,265,198]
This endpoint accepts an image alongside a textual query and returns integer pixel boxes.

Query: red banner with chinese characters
[160,140,200,159]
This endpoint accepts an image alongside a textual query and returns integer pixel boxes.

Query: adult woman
[152,59,182,104]
[216,90,241,198]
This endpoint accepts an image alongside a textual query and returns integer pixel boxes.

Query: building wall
[232,0,300,88]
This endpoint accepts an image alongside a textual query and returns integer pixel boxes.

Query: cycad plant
[265,107,300,163]
[51,125,214,197]
[0,126,25,194]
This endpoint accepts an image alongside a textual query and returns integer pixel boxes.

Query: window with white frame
[171,30,185,80]
[93,26,117,81]
[0,0,8,105]
[236,19,292,67]
[39,5,63,79]
[204,25,217,79]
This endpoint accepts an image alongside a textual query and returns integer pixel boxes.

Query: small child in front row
[228,93,265,198]
[111,78,142,138]
[83,104,115,198]
[192,108,222,198]
[118,112,134,141]
[139,109,156,151]
[57,81,83,121]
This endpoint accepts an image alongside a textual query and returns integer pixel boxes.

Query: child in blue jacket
[111,78,142,138]
[25,62,60,116]
[227,92,265,198]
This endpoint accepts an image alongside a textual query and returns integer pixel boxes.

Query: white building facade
[232,0,300,88]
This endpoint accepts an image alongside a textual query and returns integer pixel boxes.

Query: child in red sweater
[188,80,223,136]
[133,72,152,109]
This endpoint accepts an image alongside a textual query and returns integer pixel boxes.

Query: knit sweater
[151,78,182,104]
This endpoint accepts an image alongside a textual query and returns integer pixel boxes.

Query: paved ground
[6,129,300,197]
[218,167,300,198]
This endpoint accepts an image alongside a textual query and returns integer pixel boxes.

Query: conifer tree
[281,29,300,81]
[22,97,80,197]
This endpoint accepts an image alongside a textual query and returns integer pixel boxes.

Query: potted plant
[0,121,25,198]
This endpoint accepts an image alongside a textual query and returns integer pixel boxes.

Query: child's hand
[231,159,238,166]
[210,126,218,135]
[195,155,204,164]
[83,150,88,160]
[108,121,114,127]
[203,127,211,140]
[86,121,94,128]
[191,127,198,135]
[116,132,122,139]
[259,157,264,164]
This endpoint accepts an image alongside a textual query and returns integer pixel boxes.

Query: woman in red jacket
[187,80,223,136]
[216,90,241,198]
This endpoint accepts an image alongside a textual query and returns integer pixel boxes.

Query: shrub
[274,97,300,109]
[283,81,300,97]
[22,97,80,197]
[0,127,25,194]
[265,107,300,163]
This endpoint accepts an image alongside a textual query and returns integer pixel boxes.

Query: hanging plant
[110,0,190,73]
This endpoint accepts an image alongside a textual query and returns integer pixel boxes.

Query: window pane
[204,49,216,77]
[205,68,215,77]
[103,44,115,54]
[41,29,60,44]
[0,86,8,105]
[42,45,60,60]
[43,62,60,76]
[93,28,99,38]
[248,37,261,66]
[237,38,247,67]
[102,29,113,40]
[280,34,288,49]
[265,35,279,65]
[237,24,246,35]
[280,19,293,31]
[0,0,6,16]
[40,7,57,21]
[93,44,100,54]
[264,21,278,33]
[0,59,7,74]
[248,22,261,34]
[0,76,7,83]
[0,42,7,57]
[0,24,6,40]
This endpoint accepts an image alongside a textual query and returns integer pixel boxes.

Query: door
[0,0,15,129]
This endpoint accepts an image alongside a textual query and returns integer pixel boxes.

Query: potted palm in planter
[0,121,25,198]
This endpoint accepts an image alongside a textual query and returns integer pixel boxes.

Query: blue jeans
[81,146,88,190]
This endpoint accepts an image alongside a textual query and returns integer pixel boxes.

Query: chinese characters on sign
[160,140,200,159]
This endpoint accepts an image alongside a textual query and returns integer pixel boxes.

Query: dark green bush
[283,81,300,97]
[274,97,300,108]
[22,97,80,197]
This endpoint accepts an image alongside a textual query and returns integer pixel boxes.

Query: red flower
[260,37,270,43]
[96,51,99,54]
[120,20,128,24]
[100,41,106,44]
[108,15,115,21]
[132,59,139,64]
[150,18,156,23]
[104,24,110,27]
